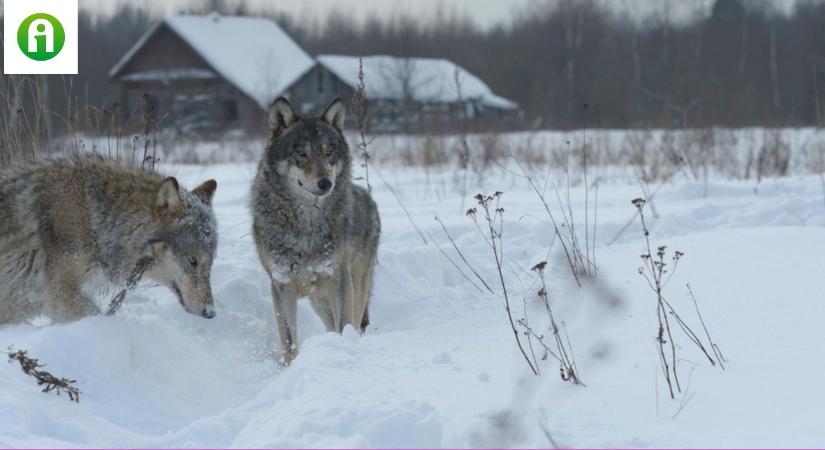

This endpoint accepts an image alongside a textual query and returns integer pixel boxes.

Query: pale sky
[86,0,812,28]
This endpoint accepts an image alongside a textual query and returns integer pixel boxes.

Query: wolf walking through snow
[0,158,219,323]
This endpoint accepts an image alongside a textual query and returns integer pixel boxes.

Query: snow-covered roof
[120,68,217,82]
[110,14,315,110]
[316,55,519,110]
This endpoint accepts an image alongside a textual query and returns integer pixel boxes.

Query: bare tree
[378,57,421,132]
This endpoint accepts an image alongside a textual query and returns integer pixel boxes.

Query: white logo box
[3,0,78,74]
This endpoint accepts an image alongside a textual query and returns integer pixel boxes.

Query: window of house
[223,99,239,123]
[318,69,325,94]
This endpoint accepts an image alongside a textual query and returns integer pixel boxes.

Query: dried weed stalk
[352,57,372,193]
[468,192,538,375]
[522,261,583,384]
[7,348,81,402]
[511,158,583,287]
[106,256,156,315]
[633,198,724,399]
[140,93,159,171]
[454,65,472,212]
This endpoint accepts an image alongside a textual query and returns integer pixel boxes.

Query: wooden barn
[109,14,314,134]
[281,55,520,132]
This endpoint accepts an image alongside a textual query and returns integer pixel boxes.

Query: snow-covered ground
[1,161,824,448]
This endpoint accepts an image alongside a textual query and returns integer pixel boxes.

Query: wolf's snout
[202,306,216,319]
[317,178,333,192]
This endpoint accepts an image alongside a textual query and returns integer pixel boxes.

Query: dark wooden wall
[113,24,266,134]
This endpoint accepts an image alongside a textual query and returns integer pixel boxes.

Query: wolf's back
[0,158,156,322]
[0,164,50,322]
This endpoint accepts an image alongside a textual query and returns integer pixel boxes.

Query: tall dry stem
[468,192,539,376]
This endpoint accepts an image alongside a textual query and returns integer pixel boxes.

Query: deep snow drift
[1,162,823,448]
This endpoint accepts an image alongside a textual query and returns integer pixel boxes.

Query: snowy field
[1,159,824,447]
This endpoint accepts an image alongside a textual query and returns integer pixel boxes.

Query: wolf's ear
[321,98,346,133]
[192,179,217,206]
[157,177,183,212]
[269,97,297,136]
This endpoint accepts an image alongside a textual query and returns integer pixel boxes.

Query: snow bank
[0,163,823,447]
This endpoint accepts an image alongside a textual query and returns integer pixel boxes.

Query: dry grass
[363,127,823,183]
[0,76,49,166]
[3,74,823,182]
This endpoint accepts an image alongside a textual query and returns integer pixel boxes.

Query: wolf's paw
[280,348,298,367]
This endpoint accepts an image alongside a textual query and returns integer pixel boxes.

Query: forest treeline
[3,0,825,130]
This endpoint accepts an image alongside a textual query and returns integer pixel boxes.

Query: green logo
[17,13,65,61]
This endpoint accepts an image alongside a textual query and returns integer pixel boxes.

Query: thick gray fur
[0,157,219,323]
[251,97,380,365]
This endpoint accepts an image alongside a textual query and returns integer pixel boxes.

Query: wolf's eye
[187,256,198,269]
[323,147,333,158]
[296,148,307,158]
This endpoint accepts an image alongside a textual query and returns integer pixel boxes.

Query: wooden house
[109,13,314,134]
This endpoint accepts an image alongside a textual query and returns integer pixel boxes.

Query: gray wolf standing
[0,158,219,323]
[251,97,381,365]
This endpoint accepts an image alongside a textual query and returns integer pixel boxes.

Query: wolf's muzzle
[317,178,333,193]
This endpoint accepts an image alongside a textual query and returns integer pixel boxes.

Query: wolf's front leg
[271,283,299,365]
[336,261,360,333]
[44,257,99,322]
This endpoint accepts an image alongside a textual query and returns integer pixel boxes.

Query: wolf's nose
[317,178,332,192]
[202,308,216,319]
